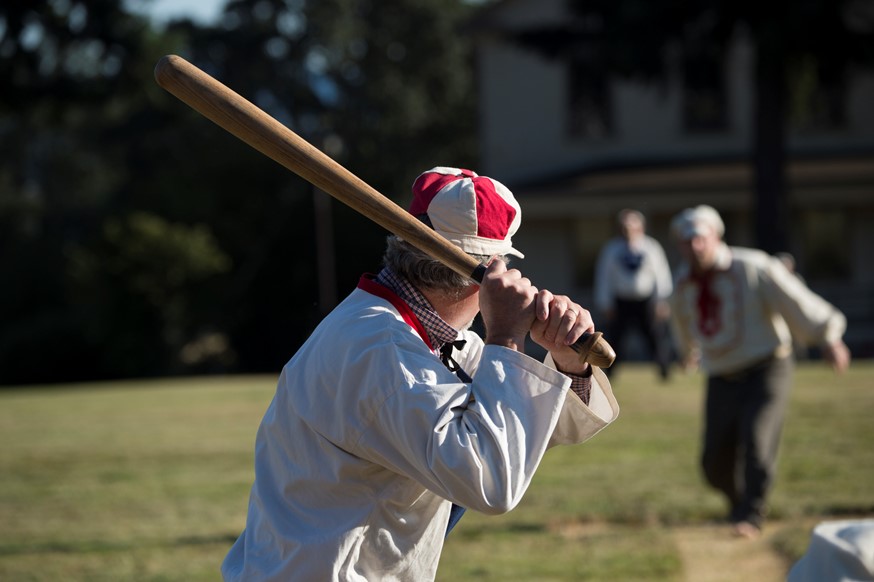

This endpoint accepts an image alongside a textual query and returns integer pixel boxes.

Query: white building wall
[478,14,874,182]
[478,39,761,181]
[479,39,566,181]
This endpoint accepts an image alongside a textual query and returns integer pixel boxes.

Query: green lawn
[1,362,872,581]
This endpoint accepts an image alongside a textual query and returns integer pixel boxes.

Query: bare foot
[732,521,761,540]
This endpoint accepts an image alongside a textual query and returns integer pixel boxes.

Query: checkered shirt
[374,268,591,404]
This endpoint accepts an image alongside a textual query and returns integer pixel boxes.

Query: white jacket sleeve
[549,367,619,448]
[541,353,620,447]
[761,256,847,347]
[351,344,576,515]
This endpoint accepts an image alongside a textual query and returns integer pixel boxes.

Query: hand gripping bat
[154,55,616,368]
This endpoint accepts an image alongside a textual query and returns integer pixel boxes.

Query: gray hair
[382,235,508,292]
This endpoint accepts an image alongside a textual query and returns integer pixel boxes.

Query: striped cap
[409,167,524,258]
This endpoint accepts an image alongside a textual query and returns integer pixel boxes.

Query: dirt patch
[672,522,790,582]
[548,516,803,581]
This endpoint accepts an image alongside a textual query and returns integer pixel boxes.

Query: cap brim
[450,235,525,259]
[677,222,710,240]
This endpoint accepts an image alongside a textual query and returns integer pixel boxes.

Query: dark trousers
[606,297,672,378]
[702,355,793,525]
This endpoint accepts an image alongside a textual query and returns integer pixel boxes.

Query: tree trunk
[752,27,789,254]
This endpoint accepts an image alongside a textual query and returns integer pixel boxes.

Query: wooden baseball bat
[154,54,615,368]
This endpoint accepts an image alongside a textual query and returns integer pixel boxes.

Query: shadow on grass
[0,532,240,556]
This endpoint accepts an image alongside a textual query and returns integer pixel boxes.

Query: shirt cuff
[567,366,593,405]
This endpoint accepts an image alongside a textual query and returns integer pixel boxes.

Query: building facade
[473,0,874,357]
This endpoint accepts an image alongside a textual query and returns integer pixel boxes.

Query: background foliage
[3,0,872,385]
[0,0,479,384]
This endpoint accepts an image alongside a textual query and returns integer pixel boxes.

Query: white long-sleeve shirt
[670,244,847,376]
[594,235,673,313]
[222,285,619,582]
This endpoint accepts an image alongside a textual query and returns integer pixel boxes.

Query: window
[789,59,847,132]
[682,52,727,133]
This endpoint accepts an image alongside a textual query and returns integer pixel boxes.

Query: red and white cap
[409,167,524,258]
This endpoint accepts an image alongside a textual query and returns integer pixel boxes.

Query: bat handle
[570,331,616,368]
[470,263,616,368]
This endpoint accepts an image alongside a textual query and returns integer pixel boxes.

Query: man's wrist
[561,363,592,377]
[551,354,591,377]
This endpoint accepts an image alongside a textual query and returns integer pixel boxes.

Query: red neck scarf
[693,270,721,337]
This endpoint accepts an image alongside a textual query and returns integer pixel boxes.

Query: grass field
[1,361,872,581]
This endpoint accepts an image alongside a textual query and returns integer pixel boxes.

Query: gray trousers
[702,355,793,525]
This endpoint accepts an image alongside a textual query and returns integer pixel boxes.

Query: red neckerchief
[357,274,433,350]
[357,274,470,379]
[692,269,721,337]
[358,274,470,536]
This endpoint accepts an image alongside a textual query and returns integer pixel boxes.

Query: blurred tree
[68,212,231,376]
[0,0,180,383]
[0,1,258,382]
[0,0,479,384]
[510,0,874,253]
[154,0,480,372]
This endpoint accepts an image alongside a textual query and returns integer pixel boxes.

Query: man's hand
[529,292,594,376]
[679,347,701,373]
[653,299,671,321]
[822,340,851,374]
[479,259,538,352]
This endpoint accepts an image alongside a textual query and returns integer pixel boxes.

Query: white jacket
[594,235,673,313]
[222,286,619,581]
[670,244,846,375]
